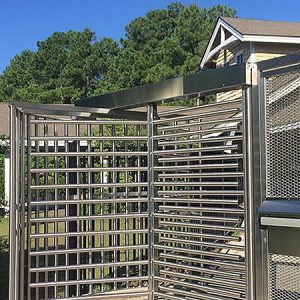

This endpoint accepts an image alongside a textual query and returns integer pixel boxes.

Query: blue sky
[0,0,299,73]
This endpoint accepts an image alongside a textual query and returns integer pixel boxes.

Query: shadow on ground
[0,237,9,300]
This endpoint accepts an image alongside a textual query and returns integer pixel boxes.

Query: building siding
[216,41,250,68]
[216,42,300,102]
[255,42,300,62]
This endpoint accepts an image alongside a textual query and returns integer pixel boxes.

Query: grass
[0,217,8,239]
[0,217,9,300]
[0,215,147,300]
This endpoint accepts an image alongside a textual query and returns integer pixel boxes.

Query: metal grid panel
[27,117,149,299]
[269,253,300,300]
[150,97,246,300]
[265,70,300,198]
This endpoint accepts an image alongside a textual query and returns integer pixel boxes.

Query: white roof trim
[242,35,300,44]
[204,35,238,66]
[200,19,243,69]
[200,18,300,68]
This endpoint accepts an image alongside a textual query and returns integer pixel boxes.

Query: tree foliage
[0,3,236,103]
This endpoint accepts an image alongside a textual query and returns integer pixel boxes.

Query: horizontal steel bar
[158,99,242,117]
[31,135,147,141]
[31,228,148,238]
[30,213,148,223]
[30,260,148,272]
[154,276,243,299]
[159,269,245,290]
[157,191,244,197]
[154,181,240,187]
[30,182,147,189]
[29,276,148,287]
[154,145,238,155]
[157,286,229,300]
[75,63,246,110]
[154,213,240,223]
[154,108,241,125]
[261,62,300,78]
[153,260,242,279]
[158,117,242,133]
[154,126,239,140]
[154,229,241,241]
[30,119,147,125]
[260,216,300,228]
[159,221,244,232]
[155,244,242,260]
[30,198,148,206]
[158,172,244,179]
[30,244,148,256]
[31,151,147,157]
[30,167,148,173]
[158,135,243,146]
[159,236,244,251]
[158,205,244,214]
[53,291,149,300]
[154,291,189,300]
[153,197,240,205]
[157,153,243,163]
[153,163,240,171]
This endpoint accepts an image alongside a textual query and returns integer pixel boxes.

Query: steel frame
[9,55,300,300]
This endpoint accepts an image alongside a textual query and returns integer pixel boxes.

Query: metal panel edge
[75,64,247,110]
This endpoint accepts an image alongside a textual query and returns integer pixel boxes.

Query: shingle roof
[221,17,300,38]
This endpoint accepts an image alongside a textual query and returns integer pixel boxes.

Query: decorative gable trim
[200,18,243,69]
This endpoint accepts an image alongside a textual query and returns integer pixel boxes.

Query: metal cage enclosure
[9,55,300,300]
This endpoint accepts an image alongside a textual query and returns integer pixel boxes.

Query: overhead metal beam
[11,101,147,120]
[75,63,247,110]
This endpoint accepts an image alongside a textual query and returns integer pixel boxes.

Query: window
[223,50,229,67]
[235,51,244,64]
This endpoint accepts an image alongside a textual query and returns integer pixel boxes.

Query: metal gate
[9,105,150,300]
[150,98,246,299]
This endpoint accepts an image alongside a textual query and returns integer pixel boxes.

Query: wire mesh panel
[27,116,149,299]
[269,254,300,300]
[265,70,300,198]
[150,97,246,299]
[264,69,300,300]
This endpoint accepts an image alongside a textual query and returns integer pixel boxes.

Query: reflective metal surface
[9,55,300,300]
[151,97,246,300]
[75,64,247,110]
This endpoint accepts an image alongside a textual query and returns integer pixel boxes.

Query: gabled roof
[222,17,300,38]
[200,17,300,68]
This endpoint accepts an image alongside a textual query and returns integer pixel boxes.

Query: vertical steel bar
[243,86,255,300]
[147,104,157,300]
[19,112,26,300]
[9,105,17,300]
[15,109,21,300]
[27,115,32,300]
[257,72,269,300]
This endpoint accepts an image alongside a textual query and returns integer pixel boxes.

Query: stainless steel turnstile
[9,55,300,300]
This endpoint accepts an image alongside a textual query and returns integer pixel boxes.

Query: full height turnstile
[9,55,300,300]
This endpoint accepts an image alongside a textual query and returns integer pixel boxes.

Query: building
[201,17,300,69]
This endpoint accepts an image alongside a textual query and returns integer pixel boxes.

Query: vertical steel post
[147,104,157,300]
[9,105,17,300]
[243,86,256,300]
[27,114,32,300]
[244,63,266,300]
[19,112,26,300]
